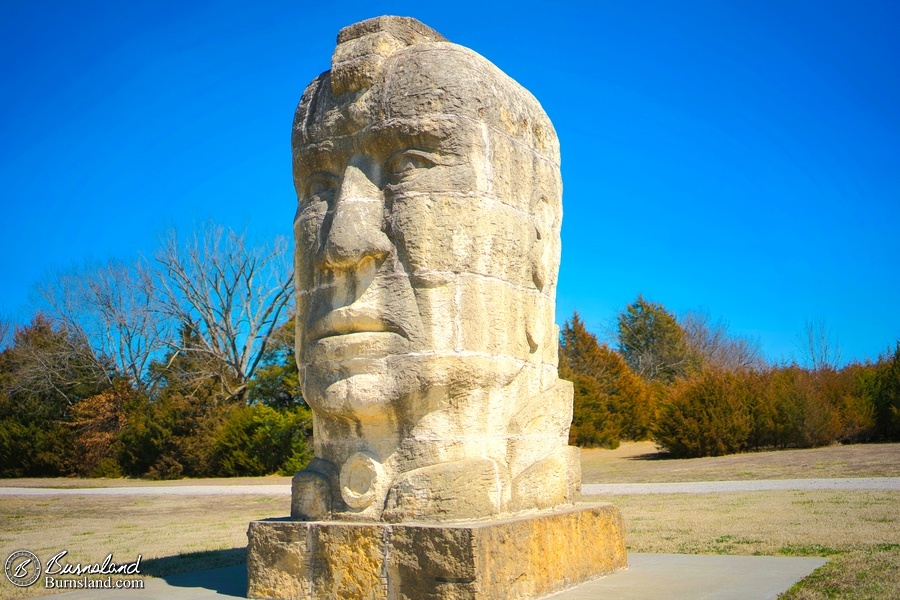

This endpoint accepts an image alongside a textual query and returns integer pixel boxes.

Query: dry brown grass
[586,489,900,600]
[4,442,896,490]
[0,494,289,599]
[581,441,900,483]
[1,443,897,599]
[600,490,898,555]
[581,443,900,598]
[3,489,895,599]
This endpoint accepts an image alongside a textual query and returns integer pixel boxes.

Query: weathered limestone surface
[247,15,627,599]
[290,13,576,525]
[248,504,627,600]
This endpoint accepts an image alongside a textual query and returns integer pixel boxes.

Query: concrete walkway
[40,553,828,599]
[2,477,898,497]
[0,485,289,496]
[548,554,828,599]
[582,476,900,495]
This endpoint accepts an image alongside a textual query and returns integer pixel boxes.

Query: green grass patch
[778,544,845,557]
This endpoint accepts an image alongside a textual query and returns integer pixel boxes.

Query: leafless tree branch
[0,317,11,352]
[797,318,842,371]
[33,258,174,395]
[154,222,294,402]
[681,310,765,372]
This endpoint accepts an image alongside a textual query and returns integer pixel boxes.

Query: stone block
[247,503,626,599]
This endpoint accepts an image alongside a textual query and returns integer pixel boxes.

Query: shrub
[568,373,622,449]
[653,368,751,458]
[203,404,313,477]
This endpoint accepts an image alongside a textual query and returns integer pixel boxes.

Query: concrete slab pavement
[39,553,826,599]
[548,554,828,599]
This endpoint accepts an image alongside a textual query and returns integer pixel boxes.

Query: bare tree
[798,318,842,371]
[2,313,106,406]
[0,316,11,351]
[681,310,765,372]
[34,258,173,395]
[154,223,294,403]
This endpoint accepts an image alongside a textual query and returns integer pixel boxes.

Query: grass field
[590,490,900,599]
[581,440,900,483]
[582,442,900,598]
[0,442,897,599]
[0,494,281,599]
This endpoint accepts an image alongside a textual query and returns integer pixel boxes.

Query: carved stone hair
[330,16,447,96]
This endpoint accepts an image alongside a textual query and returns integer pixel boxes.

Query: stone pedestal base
[246,503,626,599]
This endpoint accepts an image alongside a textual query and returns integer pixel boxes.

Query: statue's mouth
[307,307,407,343]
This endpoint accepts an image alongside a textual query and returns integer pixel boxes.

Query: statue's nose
[318,156,391,270]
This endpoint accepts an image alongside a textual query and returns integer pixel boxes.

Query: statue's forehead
[294,44,559,164]
[293,115,483,169]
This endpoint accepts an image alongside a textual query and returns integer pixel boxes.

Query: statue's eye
[386,150,436,184]
[303,173,338,206]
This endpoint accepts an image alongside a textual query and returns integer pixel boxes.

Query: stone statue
[290,15,580,523]
[248,17,626,599]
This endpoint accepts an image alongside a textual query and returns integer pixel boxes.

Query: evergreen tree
[247,316,304,409]
[617,295,696,382]
[560,312,652,446]
[872,342,900,440]
[0,316,101,476]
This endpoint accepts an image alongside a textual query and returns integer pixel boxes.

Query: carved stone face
[291,17,580,522]
[291,22,571,521]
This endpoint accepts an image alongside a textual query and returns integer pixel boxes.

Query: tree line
[561,296,900,457]
[4,243,898,477]
[0,222,311,478]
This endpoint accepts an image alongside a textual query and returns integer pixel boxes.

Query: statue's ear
[529,196,553,292]
[526,193,561,358]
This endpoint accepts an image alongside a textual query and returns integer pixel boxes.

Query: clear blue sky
[1,0,898,365]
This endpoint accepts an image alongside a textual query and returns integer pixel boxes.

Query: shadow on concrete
[159,564,247,598]
[141,547,246,578]
[142,548,247,598]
